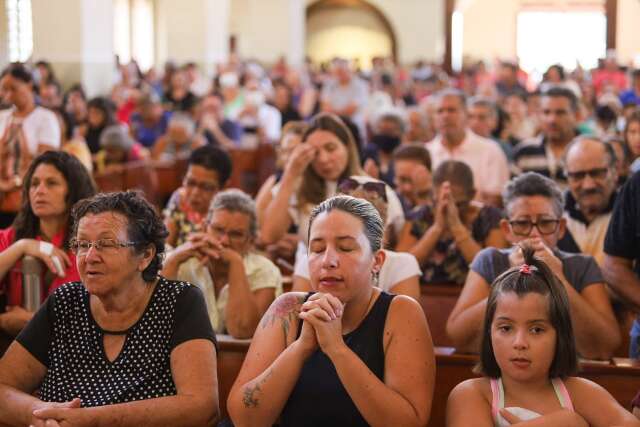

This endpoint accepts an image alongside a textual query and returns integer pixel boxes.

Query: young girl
[447,246,640,427]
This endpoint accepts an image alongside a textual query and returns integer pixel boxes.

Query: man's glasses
[183,177,219,193]
[69,239,138,256]
[508,219,560,236]
[338,178,387,201]
[566,167,609,182]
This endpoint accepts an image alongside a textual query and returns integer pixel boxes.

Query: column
[287,0,305,67]
[155,0,229,75]
[0,0,9,69]
[31,0,114,97]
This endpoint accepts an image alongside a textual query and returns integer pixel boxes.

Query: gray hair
[308,195,384,252]
[503,172,564,218]
[467,96,498,118]
[406,105,429,128]
[374,111,406,134]
[100,125,133,150]
[433,88,467,111]
[169,112,196,135]
[207,189,257,238]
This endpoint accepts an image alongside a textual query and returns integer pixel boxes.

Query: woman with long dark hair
[0,151,96,334]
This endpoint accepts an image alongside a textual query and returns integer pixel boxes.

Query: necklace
[344,288,377,335]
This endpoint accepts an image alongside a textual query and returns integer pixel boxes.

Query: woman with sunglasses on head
[396,160,508,286]
[447,172,620,359]
[292,176,421,301]
[0,191,218,427]
[260,113,404,253]
[0,151,96,336]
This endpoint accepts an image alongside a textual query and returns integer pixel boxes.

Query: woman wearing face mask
[361,112,405,187]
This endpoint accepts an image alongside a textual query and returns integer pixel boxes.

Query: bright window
[113,0,154,71]
[6,0,33,63]
[517,10,606,78]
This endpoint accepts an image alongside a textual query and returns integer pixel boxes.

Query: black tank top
[280,291,396,427]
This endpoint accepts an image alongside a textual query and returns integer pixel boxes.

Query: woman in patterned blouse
[0,191,218,426]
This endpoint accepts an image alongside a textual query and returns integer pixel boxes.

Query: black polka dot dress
[16,277,216,407]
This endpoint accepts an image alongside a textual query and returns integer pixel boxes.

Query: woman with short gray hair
[162,189,282,338]
[447,172,620,360]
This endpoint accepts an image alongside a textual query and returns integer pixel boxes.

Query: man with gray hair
[427,89,510,207]
[162,189,283,338]
[467,96,513,161]
[557,136,619,266]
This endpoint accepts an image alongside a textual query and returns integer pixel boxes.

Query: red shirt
[0,227,80,307]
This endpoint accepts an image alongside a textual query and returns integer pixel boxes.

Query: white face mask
[617,116,626,133]
[245,90,265,107]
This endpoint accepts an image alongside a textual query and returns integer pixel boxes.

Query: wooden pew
[93,160,159,205]
[420,284,461,348]
[215,335,640,427]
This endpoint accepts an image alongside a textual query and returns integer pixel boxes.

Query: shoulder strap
[489,377,503,425]
[551,378,574,411]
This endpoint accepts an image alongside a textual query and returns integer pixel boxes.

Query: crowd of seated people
[1,51,640,425]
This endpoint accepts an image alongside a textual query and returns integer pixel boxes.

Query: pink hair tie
[520,264,532,275]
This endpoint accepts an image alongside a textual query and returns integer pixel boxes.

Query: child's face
[491,291,557,383]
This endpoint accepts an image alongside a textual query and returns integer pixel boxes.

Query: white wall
[617,0,640,67]
[306,6,392,67]
[229,0,444,65]
[459,0,639,67]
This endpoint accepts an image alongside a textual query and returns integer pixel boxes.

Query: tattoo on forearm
[260,293,306,345]
[242,369,273,408]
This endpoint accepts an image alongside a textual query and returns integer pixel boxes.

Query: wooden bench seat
[215,335,640,427]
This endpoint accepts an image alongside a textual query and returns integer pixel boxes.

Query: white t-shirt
[0,106,61,154]
[294,248,421,293]
[426,129,509,197]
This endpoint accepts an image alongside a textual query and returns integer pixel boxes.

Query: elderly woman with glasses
[162,189,283,339]
[446,172,620,360]
[0,191,218,427]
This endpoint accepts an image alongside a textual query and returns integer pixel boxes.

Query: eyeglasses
[566,167,609,182]
[183,177,219,193]
[69,239,138,255]
[209,225,248,243]
[338,178,387,201]
[508,219,560,236]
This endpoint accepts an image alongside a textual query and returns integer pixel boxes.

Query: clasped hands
[28,398,90,427]
[170,232,242,267]
[432,182,467,238]
[297,292,346,357]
